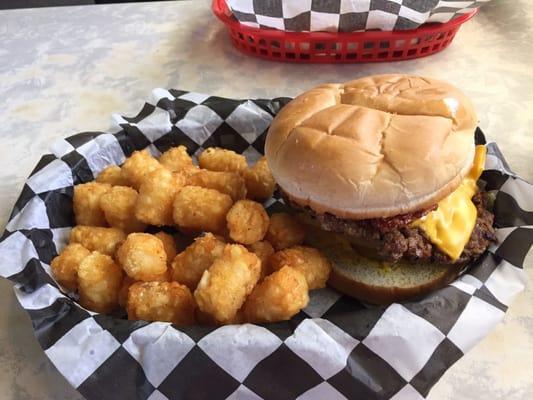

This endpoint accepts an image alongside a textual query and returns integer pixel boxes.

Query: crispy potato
[173,186,233,234]
[78,252,123,313]
[269,246,331,290]
[198,147,247,174]
[99,186,146,233]
[73,182,111,226]
[120,149,161,189]
[187,169,246,201]
[116,233,167,281]
[69,226,126,256]
[246,241,274,280]
[265,213,305,250]
[154,232,177,264]
[118,275,136,308]
[266,213,306,250]
[196,307,245,326]
[50,243,91,291]
[96,165,130,186]
[226,200,269,245]
[194,244,261,324]
[171,233,225,290]
[243,266,309,323]
[127,281,195,325]
[135,168,185,226]
[159,146,195,172]
[119,265,170,308]
[244,157,276,201]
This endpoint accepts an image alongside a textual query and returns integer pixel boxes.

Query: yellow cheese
[412,145,486,261]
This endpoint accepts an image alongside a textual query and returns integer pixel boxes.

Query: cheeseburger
[265,74,496,304]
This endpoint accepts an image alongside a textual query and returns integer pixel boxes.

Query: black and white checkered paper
[1,89,531,400]
[227,0,492,32]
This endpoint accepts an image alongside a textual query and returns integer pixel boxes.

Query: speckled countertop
[0,0,531,399]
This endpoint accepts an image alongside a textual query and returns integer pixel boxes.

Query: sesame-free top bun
[265,74,478,219]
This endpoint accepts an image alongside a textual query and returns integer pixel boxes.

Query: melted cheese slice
[412,145,486,261]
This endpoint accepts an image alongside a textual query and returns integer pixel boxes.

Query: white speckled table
[0,1,532,399]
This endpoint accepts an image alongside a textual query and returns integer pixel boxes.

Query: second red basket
[213,0,478,63]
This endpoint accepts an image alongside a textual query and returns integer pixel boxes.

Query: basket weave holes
[393,50,403,58]
[347,42,358,50]
[285,42,296,50]
[395,39,405,48]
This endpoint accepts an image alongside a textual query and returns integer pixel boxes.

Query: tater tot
[159,146,195,172]
[196,308,244,326]
[171,233,225,290]
[78,252,123,313]
[244,157,276,201]
[99,186,146,233]
[266,213,306,250]
[118,267,170,308]
[269,246,331,290]
[226,200,269,245]
[154,232,177,264]
[96,165,130,186]
[194,244,261,324]
[187,169,246,201]
[135,168,185,226]
[118,276,136,308]
[246,241,275,280]
[116,233,167,281]
[73,182,111,226]
[120,149,162,189]
[173,186,233,234]
[243,266,309,323]
[198,147,247,174]
[50,243,91,291]
[69,226,126,256]
[127,281,195,326]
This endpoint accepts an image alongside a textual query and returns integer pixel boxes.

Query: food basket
[0,89,530,400]
[212,0,478,63]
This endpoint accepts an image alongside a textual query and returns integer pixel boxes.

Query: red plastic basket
[213,0,477,63]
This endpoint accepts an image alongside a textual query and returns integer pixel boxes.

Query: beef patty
[284,192,497,264]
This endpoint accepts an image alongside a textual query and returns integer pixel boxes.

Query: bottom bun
[305,225,464,304]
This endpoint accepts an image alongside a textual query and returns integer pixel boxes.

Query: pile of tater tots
[51,146,331,326]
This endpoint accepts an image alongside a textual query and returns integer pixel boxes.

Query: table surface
[0,1,532,399]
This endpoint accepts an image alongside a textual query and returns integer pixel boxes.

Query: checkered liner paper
[0,89,531,400]
[227,0,491,32]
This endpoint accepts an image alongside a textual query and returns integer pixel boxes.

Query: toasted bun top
[265,74,478,219]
